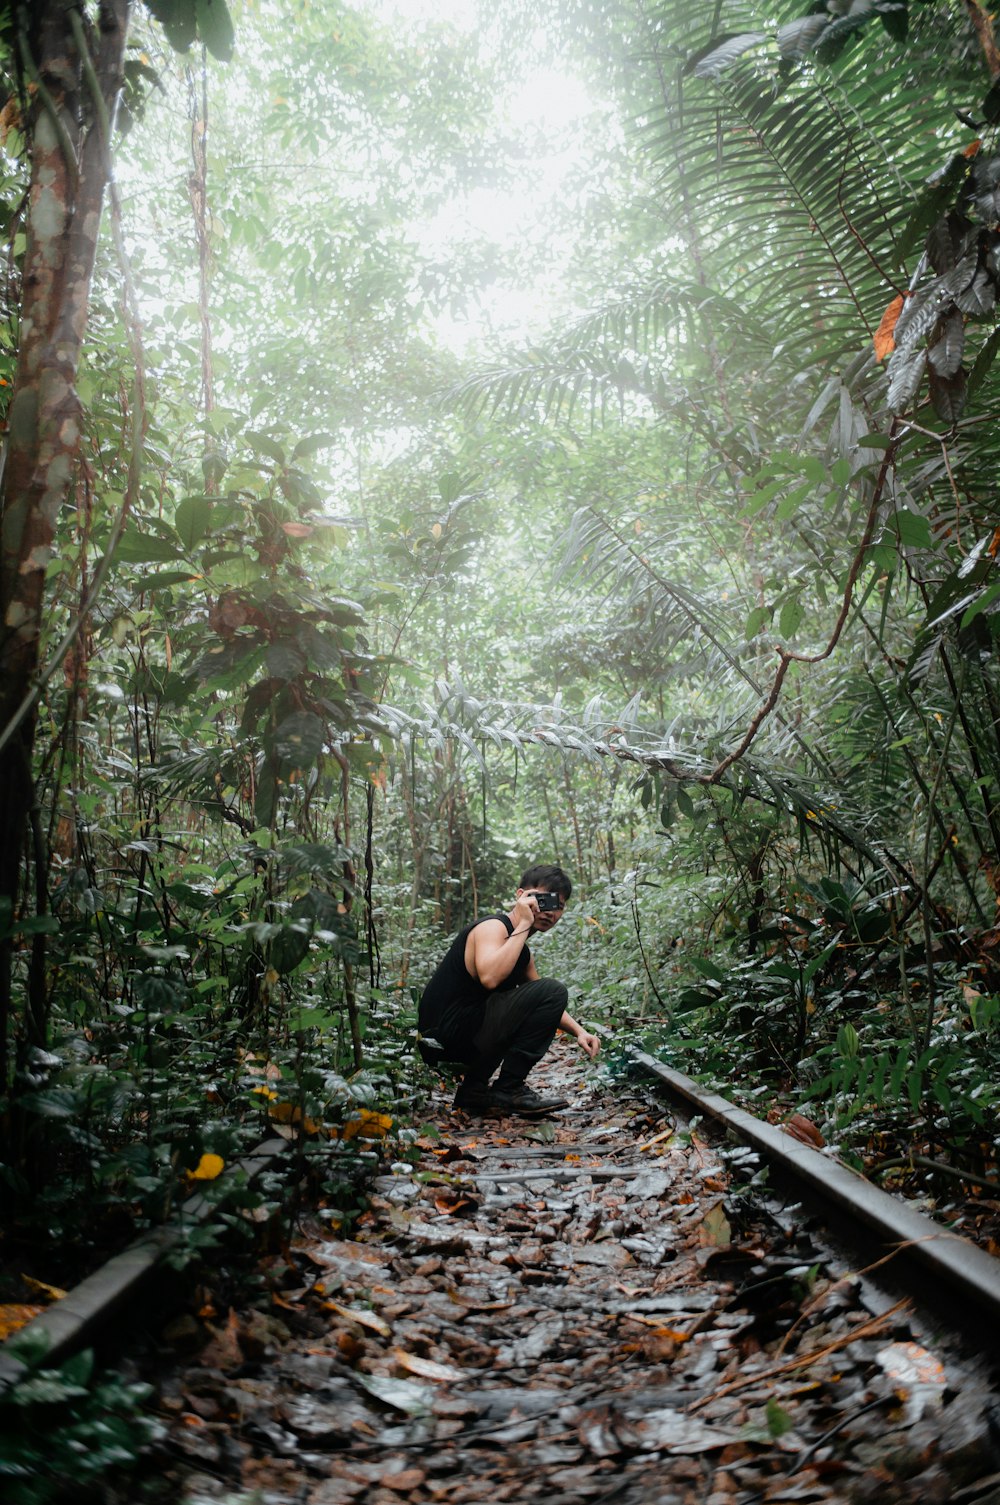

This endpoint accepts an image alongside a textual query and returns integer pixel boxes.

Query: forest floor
[138,1043,1000,1505]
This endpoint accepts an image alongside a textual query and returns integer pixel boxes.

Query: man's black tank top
[419,913,531,1035]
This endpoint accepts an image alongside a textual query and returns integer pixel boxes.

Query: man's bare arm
[468,894,538,989]
[559,1011,600,1058]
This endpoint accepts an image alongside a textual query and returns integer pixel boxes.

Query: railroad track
[4,1045,1000,1504]
[629,1048,1000,1343]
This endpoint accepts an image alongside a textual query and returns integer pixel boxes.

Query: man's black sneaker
[490,1082,568,1116]
[453,1081,495,1114]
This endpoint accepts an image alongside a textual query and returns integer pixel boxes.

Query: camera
[534,891,562,911]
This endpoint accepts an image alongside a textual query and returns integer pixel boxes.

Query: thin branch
[705,429,896,784]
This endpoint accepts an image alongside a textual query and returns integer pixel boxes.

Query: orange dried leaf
[783,1113,825,1148]
[322,1300,391,1338]
[698,1205,732,1247]
[20,1275,66,1302]
[874,294,905,362]
[0,1304,43,1341]
[393,1349,463,1382]
[339,1109,392,1141]
[434,1194,474,1216]
[190,1152,225,1180]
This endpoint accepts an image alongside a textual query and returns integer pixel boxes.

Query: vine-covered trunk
[0,0,130,1088]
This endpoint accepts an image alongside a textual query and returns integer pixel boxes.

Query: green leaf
[10,916,61,936]
[744,478,785,515]
[893,510,932,550]
[675,786,696,819]
[779,597,804,638]
[967,326,1000,403]
[774,482,811,522]
[145,0,197,52]
[60,1349,96,1387]
[960,580,1000,629]
[982,75,1000,126]
[928,367,966,427]
[745,605,770,639]
[19,1088,80,1120]
[291,432,337,460]
[271,711,325,766]
[270,923,311,975]
[196,0,235,61]
[175,495,215,551]
[266,641,307,680]
[438,470,477,505]
[140,570,201,589]
[878,2,908,43]
[766,1397,794,1439]
[246,431,286,465]
[117,533,186,564]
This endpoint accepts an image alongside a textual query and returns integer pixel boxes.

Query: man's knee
[536,978,568,1015]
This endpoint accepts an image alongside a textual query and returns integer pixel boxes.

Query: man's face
[520,887,567,933]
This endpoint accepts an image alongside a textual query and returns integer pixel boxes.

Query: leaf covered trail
[153,1046,999,1504]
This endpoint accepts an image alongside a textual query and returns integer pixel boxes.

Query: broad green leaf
[675,786,696,819]
[195,0,235,60]
[266,641,307,680]
[779,597,804,638]
[246,431,286,465]
[271,711,325,766]
[117,533,186,564]
[775,482,811,522]
[744,478,785,515]
[893,510,932,550]
[292,432,337,460]
[145,0,197,52]
[745,604,770,639]
[984,76,1000,126]
[139,570,201,589]
[175,496,215,552]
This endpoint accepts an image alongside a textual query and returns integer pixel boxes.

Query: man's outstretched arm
[559,1011,600,1058]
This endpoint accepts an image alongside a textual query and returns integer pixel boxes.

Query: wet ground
[148,1043,1000,1504]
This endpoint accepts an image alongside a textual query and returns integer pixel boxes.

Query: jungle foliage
[1,0,1000,1380]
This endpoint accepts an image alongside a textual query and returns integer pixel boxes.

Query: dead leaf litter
[146,1043,1000,1504]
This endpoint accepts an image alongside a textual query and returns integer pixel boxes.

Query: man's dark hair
[520,863,572,901]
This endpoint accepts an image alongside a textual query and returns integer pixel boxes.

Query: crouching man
[418,863,600,1116]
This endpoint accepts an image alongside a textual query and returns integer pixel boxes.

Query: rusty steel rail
[0,1136,289,1398]
[631,1048,1000,1332]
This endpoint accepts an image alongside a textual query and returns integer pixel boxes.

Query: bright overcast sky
[370,0,603,353]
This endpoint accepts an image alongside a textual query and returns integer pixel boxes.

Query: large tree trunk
[0,0,130,1088]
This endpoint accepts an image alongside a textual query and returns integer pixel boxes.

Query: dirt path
[151,1043,1000,1504]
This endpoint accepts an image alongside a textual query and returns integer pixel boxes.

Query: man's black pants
[433,978,568,1087]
